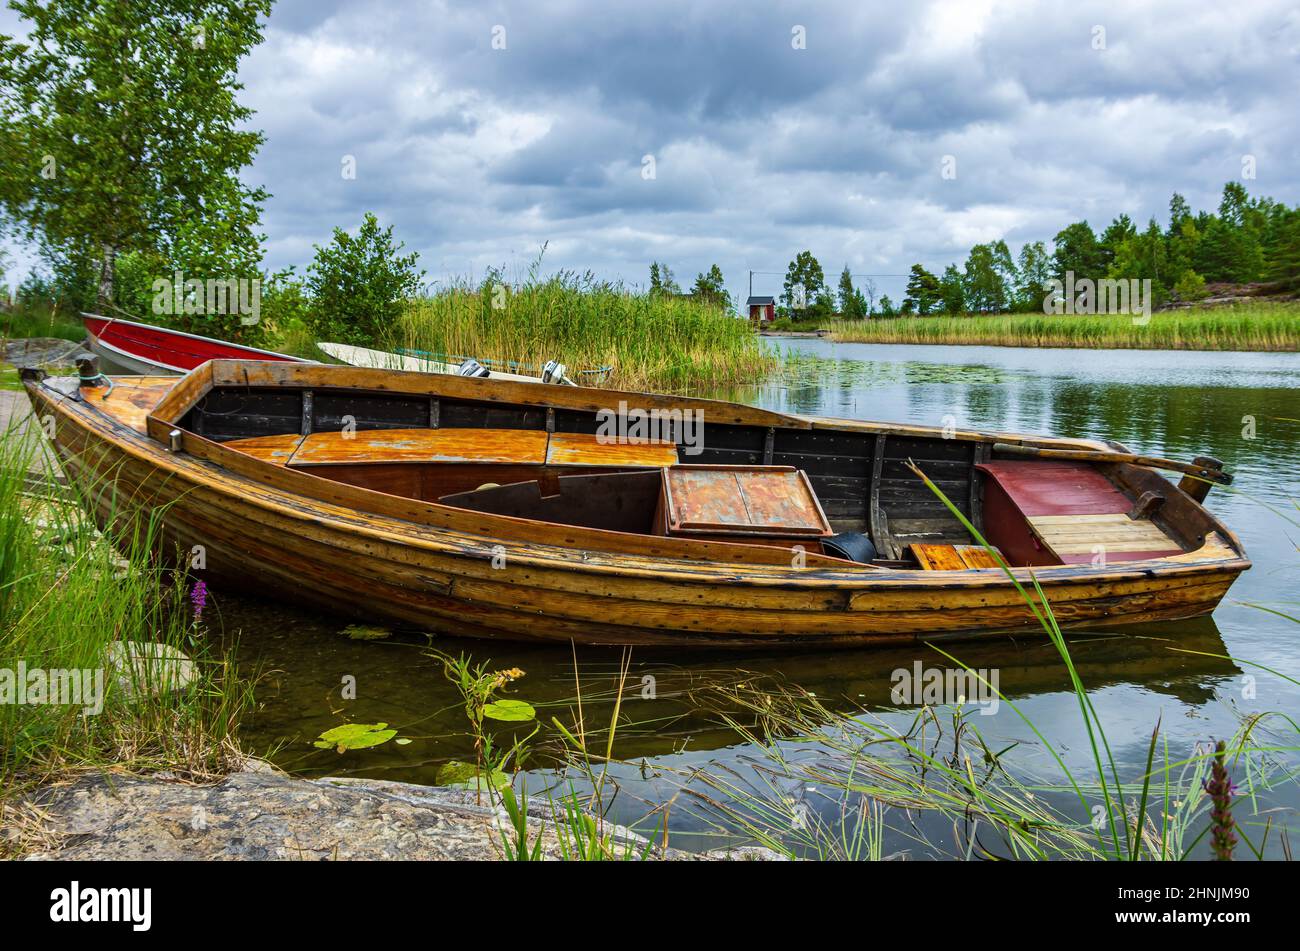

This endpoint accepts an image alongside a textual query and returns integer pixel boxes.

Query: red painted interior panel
[976,461,1132,516]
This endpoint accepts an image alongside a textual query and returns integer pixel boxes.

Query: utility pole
[748,269,753,300]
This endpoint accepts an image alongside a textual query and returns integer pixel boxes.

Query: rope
[78,367,114,399]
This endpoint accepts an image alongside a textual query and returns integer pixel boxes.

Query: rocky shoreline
[11,761,781,861]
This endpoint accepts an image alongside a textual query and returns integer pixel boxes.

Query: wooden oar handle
[991,443,1233,485]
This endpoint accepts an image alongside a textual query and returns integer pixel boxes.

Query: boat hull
[26,377,1249,649]
[82,314,306,375]
[317,342,547,383]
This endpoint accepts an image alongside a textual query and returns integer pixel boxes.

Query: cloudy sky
[8,0,1300,305]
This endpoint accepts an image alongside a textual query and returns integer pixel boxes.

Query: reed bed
[826,302,1300,351]
[391,274,775,392]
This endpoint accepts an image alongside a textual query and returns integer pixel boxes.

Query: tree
[963,241,1015,312]
[877,294,897,317]
[305,213,425,345]
[691,264,731,311]
[0,0,271,313]
[649,261,681,297]
[837,265,866,319]
[938,264,965,314]
[1052,221,1107,282]
[1100,214,1136,270]
[1168,193,1193,237]
[782,251,825,320]
[903,264,942,314]
[858,276,877,316]
[1108,218,1171,304]
[1013,241,1052,312]
[1265,208,1300,291]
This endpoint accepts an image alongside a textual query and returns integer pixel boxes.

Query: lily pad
[435,760,510,790]
[483,699,536,722]
[313,722,398,752]
[342,624,392,641]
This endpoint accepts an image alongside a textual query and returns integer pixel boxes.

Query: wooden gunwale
[65,369,1252,587]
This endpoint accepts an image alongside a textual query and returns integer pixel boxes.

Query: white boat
[316,342,572,384]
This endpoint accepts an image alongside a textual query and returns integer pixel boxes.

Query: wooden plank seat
[977,460,1182,565]
[223,428,678,469]
[911,543,1004,571]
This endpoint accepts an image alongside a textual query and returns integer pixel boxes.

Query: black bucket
[822,532,878,563]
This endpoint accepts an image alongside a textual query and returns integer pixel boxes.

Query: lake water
[223,341,1300,858]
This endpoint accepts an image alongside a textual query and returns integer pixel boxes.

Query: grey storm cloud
[5,0,1298,304]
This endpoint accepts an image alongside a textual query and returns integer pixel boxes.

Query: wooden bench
[224,428,679,469]
[911,543,1003,571]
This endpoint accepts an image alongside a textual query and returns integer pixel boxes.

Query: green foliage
[483,699,537,722]
[313,722,398,752]
[826,302,1300,351]
[304,213,425,345]
[1052,221,1107,282]
[938,264,965,314]
[782,250,825,320]
[836,266,867,319]
[1013,241,1052,312]
[397,267,772,391]
[903,264,942,315]
[0,431,251,792]
[1172,269,1208,302]
[962,241,1015,312]
[497,783,545,861]
[648,261,680,297]
[1265,208,1300,290]
[1108,218,1171,304]
[0,0,271,309]
[690,263,730,311]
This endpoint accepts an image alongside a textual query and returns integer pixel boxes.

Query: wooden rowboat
[21,358,1249,649]
[82,313,308,374]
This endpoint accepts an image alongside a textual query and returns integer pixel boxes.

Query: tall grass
[827,302,1300,351]
[0,424,251,815]
[392,272,775,392]
[0,303,85,343]
[584,472,1298,859]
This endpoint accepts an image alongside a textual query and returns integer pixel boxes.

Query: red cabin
[746,295,776,327]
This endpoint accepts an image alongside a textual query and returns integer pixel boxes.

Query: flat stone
[16,763,785,861]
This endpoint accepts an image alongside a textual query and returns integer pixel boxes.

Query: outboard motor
[457,358,491,378]
[822,532,878,563]
[541,359,573,385]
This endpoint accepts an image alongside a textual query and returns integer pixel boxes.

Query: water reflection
[222,340,1300,857]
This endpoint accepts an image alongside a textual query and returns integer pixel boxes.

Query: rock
[2,337,85,369]
[104,641,198,699]
[17,763,785,861]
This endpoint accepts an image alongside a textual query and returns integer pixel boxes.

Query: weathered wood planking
[22,362,1251,649]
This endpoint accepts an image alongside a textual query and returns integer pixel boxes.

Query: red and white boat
[82,313,309,375]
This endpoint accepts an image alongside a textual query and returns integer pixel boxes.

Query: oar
[990,442,1233,485]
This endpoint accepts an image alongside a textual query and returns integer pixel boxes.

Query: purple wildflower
[1202,739,1236,861]
[190,580,208,622]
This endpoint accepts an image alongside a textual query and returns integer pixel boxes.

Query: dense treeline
[776,182,1300,321]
